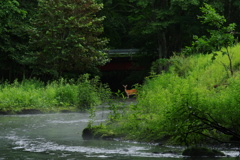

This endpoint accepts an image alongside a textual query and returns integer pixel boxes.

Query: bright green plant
[0,74,111,113]
[150,58,170,75]
[77,74,111,109]
[53,79,78,106]
[168,54,194,77]
[99,43,240,145]
[184,3,236,77]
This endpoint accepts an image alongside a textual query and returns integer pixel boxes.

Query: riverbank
[86,44,240,150]
[0,107,79,115]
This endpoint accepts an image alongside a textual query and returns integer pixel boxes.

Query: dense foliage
[102,44,240,145]
[2,0,240,81]
[98,0,240,58]
[0,0,30,80]
[28,0,109,77]
[0,0,108,81]
[0,74,111,113]
[92,4,240,145]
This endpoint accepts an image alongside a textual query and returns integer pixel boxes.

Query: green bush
[103,44,240,145]
[0,74,111,112]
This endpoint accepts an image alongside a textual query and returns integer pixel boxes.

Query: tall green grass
[0,74,111,113]
[106,44,240,145]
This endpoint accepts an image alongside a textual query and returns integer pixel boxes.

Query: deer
[123,85,137,99]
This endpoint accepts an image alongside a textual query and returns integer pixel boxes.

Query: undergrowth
[102,44,240,145]
[0,74,111,113]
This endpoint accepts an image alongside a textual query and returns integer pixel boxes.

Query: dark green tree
[96,0,136,49]
[0,0,29,80]
[28,0,109,78]
[125,0,206,58]
[98,0,240,57]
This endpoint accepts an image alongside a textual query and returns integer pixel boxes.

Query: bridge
[99,49,141,71]
[106,49,139,56]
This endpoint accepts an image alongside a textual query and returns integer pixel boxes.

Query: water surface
[0,109,239,160]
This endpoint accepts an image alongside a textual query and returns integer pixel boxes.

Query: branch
[191,113,240,141]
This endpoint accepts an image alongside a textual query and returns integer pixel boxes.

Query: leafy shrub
[169,54,193,77]
[77,74,111,109]
[104,44,240,145]
[0,74,111,112]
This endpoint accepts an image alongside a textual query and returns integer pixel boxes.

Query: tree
[96,0,135,49]
[184,3,236,77]
[0,0,29,80]
[98,0,240,58]
[28,0,109,78]
[125,0,208,58]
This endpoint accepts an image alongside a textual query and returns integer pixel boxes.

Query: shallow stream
[0,106,239,160]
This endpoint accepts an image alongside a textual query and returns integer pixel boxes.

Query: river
[0,106,239,160]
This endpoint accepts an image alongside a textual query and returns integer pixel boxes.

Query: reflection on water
[0,110,239,160]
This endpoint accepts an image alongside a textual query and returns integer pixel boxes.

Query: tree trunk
[158,30,167,59]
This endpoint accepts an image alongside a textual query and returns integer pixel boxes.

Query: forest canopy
[1,0,240,81]
[0,0,108,81]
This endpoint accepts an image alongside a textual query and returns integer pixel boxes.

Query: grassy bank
[0,74,111,114]
[93,44,240,146]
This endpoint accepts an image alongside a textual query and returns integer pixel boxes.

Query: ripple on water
[4,133,185,158]
[222,151,240,157]
[48,119,106,124]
